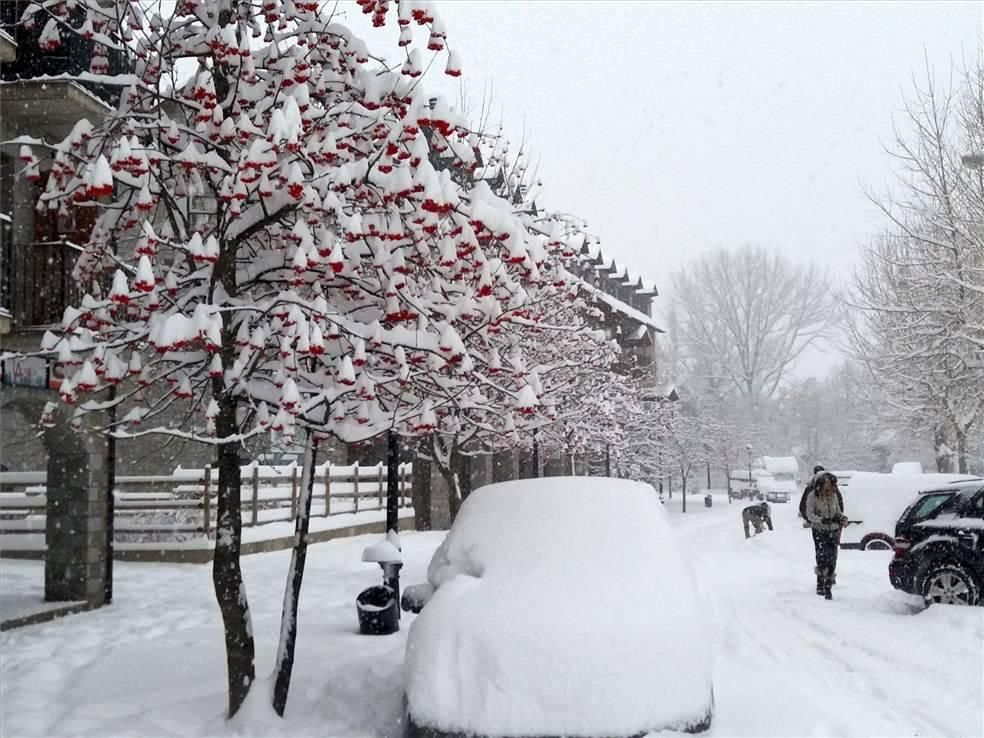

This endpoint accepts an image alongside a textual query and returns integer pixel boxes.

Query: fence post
[377,461,384,509]
[400,464,408,507]
[324,463,331,516]
[203,465,212,538]
[290,465,298,520]
[251,463,259,526]
[353,461,359,514]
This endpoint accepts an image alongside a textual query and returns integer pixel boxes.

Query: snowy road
[671,497,983,737]
[1,492,981,737]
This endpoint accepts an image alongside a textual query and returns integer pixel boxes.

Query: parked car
[834,470,980,550]
[889,481,984,606]
[765,489,790,503]
[402,477,714,737]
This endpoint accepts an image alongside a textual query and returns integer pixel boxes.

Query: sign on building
[0,355,62,389]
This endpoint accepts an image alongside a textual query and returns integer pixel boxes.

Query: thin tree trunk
[412,447,432,531]
[273,433,318,716]
[682,470,687,513]
[437,461,461,522]
[105,391,115,604]
[956,426,968,474]
[212,398,255,718]
[386,430,400,533]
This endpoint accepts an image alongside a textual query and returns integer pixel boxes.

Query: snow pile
[839,471,980,545]
[404,477,713,737]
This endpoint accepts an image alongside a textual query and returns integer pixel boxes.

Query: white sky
[342,1,982,378]
[345,1,982,282]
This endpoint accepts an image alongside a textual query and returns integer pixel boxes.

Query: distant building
[575,242,662,370]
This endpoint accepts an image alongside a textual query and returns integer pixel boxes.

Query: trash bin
[357,585,399,635]
[704,494,713,508]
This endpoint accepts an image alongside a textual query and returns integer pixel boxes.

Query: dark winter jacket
[743,502,773,530]
[798,471,843,518]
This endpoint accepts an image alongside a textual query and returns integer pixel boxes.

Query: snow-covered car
[765,489,790,503]
[836,471,981,550]
[402,477,714,738]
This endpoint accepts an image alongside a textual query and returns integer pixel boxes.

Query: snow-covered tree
[14,0,599,717]
[848,60,984,473]
[671,244,838,400]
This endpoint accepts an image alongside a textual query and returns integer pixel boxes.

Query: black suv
[889,481,984,606]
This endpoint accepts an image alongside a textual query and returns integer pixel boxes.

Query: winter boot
[815,568,824,596]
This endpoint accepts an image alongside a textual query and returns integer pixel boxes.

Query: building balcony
[1,238,82,330]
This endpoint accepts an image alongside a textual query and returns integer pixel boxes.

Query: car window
[908,493,955,522]
[961,492,984,519]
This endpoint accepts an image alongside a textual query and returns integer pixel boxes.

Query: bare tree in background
[671,245,838,401]
[847,59,984,473]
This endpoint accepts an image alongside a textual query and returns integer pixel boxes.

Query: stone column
[42,414,110,607]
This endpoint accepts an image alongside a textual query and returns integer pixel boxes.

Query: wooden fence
[0,462,413,546]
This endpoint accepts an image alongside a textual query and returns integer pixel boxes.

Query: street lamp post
[745,443,753,500]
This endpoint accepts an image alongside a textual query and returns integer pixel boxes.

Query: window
[960,492,984,520]
[908,493,955,522]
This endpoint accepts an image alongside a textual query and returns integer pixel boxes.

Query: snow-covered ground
[1,492,981,737]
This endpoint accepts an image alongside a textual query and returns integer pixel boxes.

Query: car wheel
[862,535,893,551]
[920,562,980,606]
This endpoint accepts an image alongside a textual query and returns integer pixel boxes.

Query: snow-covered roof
[578,278,664,333]
[760,456,798,474]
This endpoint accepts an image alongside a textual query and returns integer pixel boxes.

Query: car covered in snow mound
[402,477,714,738]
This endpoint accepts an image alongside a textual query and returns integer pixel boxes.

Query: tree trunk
[433,439,470,524]
[212,398,255,718]
[457,451,472,501]
[386,430,400,533]
[411,448,432,531]
[105,391,116,604]
[435,460,461,522]
[273,434,318,716]
[682,471,687,513]
[933,425,952,473]
[955,426,968,474]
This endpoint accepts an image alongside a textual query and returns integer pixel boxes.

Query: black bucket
[357,585,399,635]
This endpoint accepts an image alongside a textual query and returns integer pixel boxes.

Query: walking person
[742,502,773,538]
[803,471,847,599]
[799,464,843,519]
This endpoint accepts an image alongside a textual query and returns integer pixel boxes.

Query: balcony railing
[2,239,82,329]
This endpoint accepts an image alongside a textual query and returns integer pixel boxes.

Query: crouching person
[742,502,773,539]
